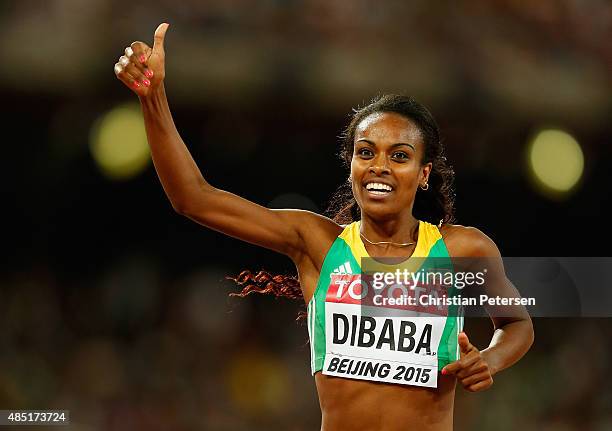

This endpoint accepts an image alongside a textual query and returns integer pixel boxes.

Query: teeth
[366,182,392,192]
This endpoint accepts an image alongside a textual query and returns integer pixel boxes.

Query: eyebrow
[356,139,416,151]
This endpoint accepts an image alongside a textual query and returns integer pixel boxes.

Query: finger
[126,43,154,80]
[466,378,493,392]
[460,352,481,370]
[129,41,152,68]
[441,360,462,375]
[456,361,489,379]
[460,370,491,387]
[458,332,474,355]
[114,63,142,90]
[445,350,481,375]
[152,23,169,55]
[118,55,130,69]
[117,55,144,87]
[124,62,149,87]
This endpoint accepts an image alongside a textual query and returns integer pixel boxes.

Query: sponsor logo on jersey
[326,273,450,316]
[331,261,353,275]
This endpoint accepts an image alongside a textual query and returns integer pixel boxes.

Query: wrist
[481,348,500,376]
[139,84,166,107]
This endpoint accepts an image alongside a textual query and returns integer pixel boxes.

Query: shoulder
[276,210,348,290]
[439,223,501,258]
[275,209,344,257]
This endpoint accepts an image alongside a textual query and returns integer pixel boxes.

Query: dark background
[1,1,611,430]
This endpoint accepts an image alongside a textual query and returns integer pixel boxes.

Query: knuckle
[131,41,148,51]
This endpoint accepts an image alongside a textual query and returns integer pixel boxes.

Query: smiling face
[350,112,432,221]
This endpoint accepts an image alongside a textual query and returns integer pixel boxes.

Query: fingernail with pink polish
[133,81,141,88]
[142,79,150,87]
[441,369,447,375]
[145,70,153,78]
[139,55,147,63]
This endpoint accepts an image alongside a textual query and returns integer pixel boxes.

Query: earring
[420,183,429,191]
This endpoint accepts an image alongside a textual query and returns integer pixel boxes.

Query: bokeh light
[90,103,150,180]
[226,348,290,417]
[527,128,584,197]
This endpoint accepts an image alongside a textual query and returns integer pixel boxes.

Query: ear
[420,162,432,185]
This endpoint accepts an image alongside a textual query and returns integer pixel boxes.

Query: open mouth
[364,182,394,196]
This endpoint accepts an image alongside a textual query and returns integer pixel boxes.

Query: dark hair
[230,95,455,303]
[330,94,455,225]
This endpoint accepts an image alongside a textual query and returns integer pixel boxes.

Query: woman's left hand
[441,332,494,392]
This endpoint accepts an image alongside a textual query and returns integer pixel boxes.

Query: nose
[368,154,390,176]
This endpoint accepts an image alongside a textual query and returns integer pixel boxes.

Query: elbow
[171,200,191,216]
[171,184,217,216]
[519,316,535,352]
[527,319,535,349]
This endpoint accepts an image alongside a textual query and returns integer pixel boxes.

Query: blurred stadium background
[1,0,611,430]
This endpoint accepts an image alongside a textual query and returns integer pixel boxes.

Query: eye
[392,151,409,161]
[357,148,374,158]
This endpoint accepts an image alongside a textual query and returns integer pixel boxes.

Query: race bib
[321,274,449,388]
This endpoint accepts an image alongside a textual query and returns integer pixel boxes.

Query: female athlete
[114,24,534,431]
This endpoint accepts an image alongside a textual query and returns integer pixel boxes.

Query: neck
[359,210,419,244]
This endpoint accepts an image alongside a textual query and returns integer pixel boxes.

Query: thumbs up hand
[441,332,494,392]
[114,23,170,97]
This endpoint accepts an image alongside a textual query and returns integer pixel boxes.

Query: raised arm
[113,23,335,260]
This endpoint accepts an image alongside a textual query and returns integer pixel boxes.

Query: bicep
[177,186,329,259]
[449,226,530,327]
[469,233,531,327]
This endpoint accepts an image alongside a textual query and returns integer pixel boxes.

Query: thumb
[153,23,169,54]
[458,331,472,355]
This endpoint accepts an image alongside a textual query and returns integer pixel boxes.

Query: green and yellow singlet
[307,220,463,388]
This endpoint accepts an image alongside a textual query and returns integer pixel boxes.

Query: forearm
[139,84,212,211]
[481,318,534,376]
